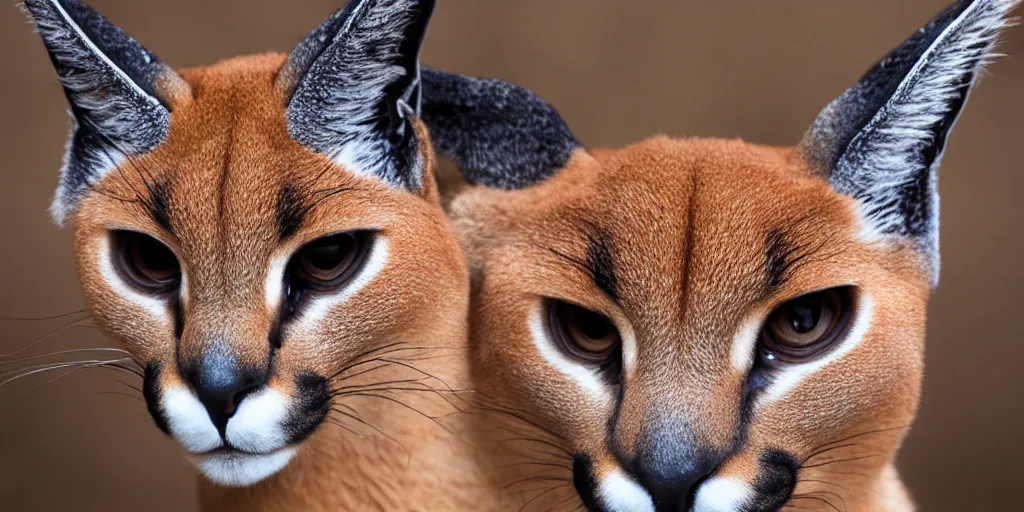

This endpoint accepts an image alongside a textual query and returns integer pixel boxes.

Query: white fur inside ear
[756,293,875,409]
[528,304,612,406]
[597,468,655,512]
[285,0,425,189]
[692,477,752,512]
[42,0,162,110]
[50,135,124,226]
[830,0,1018,281]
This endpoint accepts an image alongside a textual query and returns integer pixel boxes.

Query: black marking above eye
[148,180,173,233]
[586,229,618,302]
[277,184,305,241]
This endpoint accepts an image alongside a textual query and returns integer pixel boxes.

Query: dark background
[1,1,1021,510]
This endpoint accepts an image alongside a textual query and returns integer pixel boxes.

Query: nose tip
[637,458,715,511]
[634,436,721,511]
[191,373,261,434]
[184,348,267,435]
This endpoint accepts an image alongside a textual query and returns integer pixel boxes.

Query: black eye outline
[759,286,856,364]
[546,300,622,364]
[112,230,181,294]
[284,231,375,314]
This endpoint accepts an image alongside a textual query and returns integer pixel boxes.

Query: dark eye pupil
[786,298,822,334]
[138,240,176,272]
[579,313,611,340]
[308,244,344,270]
[306,235,354,271]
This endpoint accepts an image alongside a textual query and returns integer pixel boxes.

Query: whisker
[0,309,89,322]
[800,454,879,470]
[329,407,405,450]
[0,358,134,388]
[788,493,842,512]
[0,318,96,358]
[0,348,131,366]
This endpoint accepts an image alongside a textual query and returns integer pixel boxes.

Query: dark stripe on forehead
[764,226,822,292]
[765,228,792,290]
[148,180,173,233]
[277,184,305,240]
[543,220,619,301]
[586,227,619,302]
[276,178,354,241]
[761,219,831,292]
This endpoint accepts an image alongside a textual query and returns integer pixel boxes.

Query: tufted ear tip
[281,0,436,192]
[797,0,1019,284]
[22,0,187,222]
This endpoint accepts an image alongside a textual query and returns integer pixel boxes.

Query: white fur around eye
[292,236,389,334]
[96,234,171,321]
[730,312,764,373]
[528,303,612,406]
[597,468,655,512]
[756,293,875,409]
[264,252,290,312]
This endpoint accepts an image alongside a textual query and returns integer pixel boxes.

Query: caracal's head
[23,0,464,486]
[424,1,1018,510]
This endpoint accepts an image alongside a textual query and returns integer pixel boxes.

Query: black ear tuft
[280,0,435,191]
[797,0,1019,284]
[22,0,186,224]
[420,69,580,190]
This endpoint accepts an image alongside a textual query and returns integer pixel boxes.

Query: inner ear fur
[797,0,1019,285]
[22,0,190,225]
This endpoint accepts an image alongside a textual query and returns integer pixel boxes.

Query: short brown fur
[451,138,926,511]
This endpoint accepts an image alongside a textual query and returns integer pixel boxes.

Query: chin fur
[192,448,298,487]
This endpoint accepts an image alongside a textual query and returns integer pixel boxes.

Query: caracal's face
[452,138,926,509]
[428,1,1015,509]
[24,0,458,487]
[69,55,465,486]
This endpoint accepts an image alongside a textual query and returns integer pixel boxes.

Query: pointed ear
[419,68,581,189]
[277,0,435,191]
[798,0,1019,284]
[22,0,189,225]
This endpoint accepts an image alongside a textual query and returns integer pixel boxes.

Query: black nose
[183,347,266,435]
[634,429,723,511]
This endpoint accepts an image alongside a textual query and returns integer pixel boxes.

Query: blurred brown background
[1,1,1021,510]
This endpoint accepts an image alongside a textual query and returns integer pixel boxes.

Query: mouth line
[194,446,289,458]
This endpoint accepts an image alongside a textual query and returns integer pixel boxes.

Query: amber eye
[548,300,621,363]
[290,232,368,292]
[760,287,854,363]
[114,231,181,293]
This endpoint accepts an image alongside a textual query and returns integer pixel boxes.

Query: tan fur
[71,54,501,510]
[450,137,927,511]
